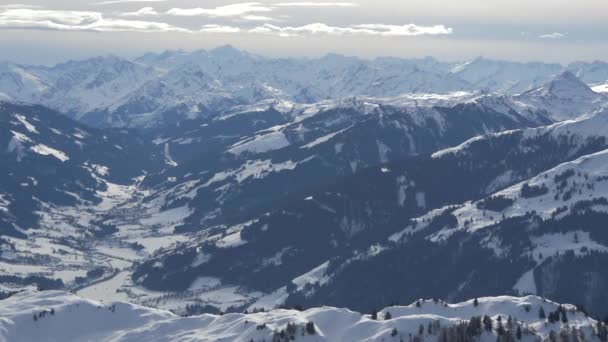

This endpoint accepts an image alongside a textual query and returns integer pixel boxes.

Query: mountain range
[1,46,608,129]
[2,47,608,340]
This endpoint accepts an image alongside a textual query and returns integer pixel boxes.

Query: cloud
[353,24,454,36]
[120,7,158,17]
[539,32,566,39]
[241,15,275,21]
[95,0,167,5]
[250,23,453,37]
[274,2,358,7]
[0,8,189,33]
[0,7,453,39]
[167,3,273,18]
[200,24,241,33]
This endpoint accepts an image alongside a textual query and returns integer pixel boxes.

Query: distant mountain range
[1,46,607,128]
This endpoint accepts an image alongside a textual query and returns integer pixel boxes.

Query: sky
[1,0,607,65]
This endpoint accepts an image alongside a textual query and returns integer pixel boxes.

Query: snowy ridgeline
[1,291,606,342]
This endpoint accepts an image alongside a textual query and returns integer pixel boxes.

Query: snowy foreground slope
[0,291,603,342]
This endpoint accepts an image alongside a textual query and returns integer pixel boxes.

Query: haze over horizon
[1,0,607,65]
[3,43,608,68]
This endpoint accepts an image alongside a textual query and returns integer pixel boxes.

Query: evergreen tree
[305,321,316,335]
[474,298,479,307]
[391,328,398,337]
[469,316,482,336]
[286,322,297,336]
[549,330,558,342]
[561,310,568,323]
[497,321,506,336]
[371,309,378,320]
[516,326,522,340]
[483,315,493,332]
[539,307,546,319]
[597,323,608,342]
[416,300,422,308]
[384,311,393,320]
[419,324,425,335]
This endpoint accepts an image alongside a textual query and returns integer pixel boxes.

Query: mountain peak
[554,70,580,82]
[547,71,595,97]
[210,44,243,58]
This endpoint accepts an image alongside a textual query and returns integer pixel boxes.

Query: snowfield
[0,291,601,342]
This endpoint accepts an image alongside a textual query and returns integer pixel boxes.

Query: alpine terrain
[2,46,608,342]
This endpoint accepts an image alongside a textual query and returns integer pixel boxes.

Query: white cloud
[120,7,158,17]
[353,24,453,36]
[0,8,189,33]
[241,15,275,21]
[200,24,241,33]
[0,7,453,39]
[250,23,453,37]
[167,3,273,17]
[274,2,358,7]
[95,0,167,5]
[539,32,566,39]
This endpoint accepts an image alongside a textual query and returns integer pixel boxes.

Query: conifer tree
[516,325,522,340]
[483,315,493,332]
[305,321,316,335]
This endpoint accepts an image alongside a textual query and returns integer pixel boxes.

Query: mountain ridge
[0,290,603,342]
[1,48,608,129]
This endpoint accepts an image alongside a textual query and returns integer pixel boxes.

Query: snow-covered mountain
[0,90,553,315]
[1,102,162,230]
[139,91,551,230]
[3,49,608,340]
[0,290,603,342]
[450,57,563,94]
[130,108,608,318]
[1,47,607,129]
[0,101,168,291]
[516,72,608,121]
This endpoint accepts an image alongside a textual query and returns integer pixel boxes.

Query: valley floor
[1,176,269,314]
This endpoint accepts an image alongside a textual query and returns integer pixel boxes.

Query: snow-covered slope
[450,57,563,94]
[130,107,608,317]
[592,83,608,94]
[0,290,601,342]
[0,101,170,293]
[140,91,551,231]
[516,72,608,121]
